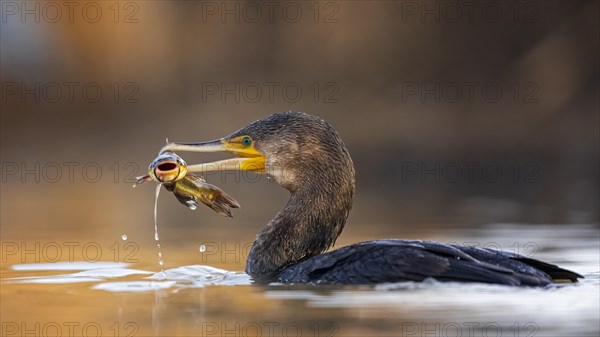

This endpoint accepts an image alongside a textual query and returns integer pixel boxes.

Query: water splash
[12,262,129,271]
[7,263,152,285]
[92,265,251,292]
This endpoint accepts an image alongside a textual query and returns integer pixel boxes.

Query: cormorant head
[160,111,354,194]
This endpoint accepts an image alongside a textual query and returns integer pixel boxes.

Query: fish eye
[241,136,253,147]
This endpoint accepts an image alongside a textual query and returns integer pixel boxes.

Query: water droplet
[189,204,197,210]
[121,234,128,241]
[199,244,206,253]
[153,185,165,269]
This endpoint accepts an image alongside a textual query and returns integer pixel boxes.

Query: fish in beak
[134,151,240,217]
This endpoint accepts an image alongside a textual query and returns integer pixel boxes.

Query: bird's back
[277,240,583,286]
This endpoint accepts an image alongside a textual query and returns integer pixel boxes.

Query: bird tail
[512,257,584,283]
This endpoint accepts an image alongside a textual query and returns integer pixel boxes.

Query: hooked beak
[160,139,266,173]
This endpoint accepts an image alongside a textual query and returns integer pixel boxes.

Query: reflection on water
[1,224,598,336]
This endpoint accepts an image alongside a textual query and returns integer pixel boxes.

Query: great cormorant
[160,112,582,286]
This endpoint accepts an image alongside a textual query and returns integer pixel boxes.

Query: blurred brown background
[1,0,598,246]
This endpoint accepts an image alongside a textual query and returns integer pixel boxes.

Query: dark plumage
[181,111,584,286]
[278,240,581,286]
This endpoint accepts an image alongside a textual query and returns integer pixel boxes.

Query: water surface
[1,224,598,337]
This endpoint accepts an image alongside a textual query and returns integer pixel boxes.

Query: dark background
[1,0,598,244]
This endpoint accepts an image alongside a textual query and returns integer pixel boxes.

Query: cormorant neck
[245,166,354,281]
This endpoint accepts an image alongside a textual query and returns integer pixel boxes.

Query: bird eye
[241,136,252,147]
